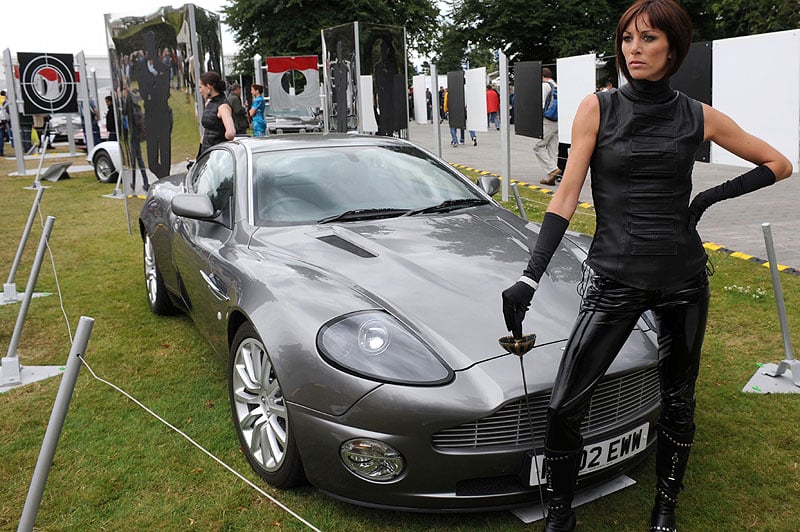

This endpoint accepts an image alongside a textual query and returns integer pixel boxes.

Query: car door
[171,147,235,348]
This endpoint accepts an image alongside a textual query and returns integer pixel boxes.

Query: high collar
[620,77,675,104]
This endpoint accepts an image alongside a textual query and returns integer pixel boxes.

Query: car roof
[233,134,414,154]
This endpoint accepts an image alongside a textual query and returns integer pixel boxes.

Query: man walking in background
[535,67,560,185]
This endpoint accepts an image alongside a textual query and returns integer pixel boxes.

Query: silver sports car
[139,134,661,511]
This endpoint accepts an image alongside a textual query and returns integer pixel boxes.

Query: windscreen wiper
[405,198,490,216]
[317,208,411,224]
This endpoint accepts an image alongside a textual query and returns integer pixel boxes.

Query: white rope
[36,204,73,342]
[77,355,322,532]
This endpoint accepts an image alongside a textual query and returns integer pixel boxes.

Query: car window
[252,145,482,224]
[190,149,235,215]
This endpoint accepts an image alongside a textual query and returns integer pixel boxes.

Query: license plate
[528,423,649,486]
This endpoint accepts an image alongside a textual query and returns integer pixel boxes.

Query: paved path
[406,121,800,274]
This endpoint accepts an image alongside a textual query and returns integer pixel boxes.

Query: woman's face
[621,15,671,81]
[199,81,211,100]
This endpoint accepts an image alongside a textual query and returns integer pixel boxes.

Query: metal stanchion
[18,316,94,532]
[511,182,528,221]
[1,216,55,388]
[3,187,45,304]
[760,222,799,386]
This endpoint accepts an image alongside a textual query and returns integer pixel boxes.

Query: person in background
[501,1,793,530]
[0,90,9,155]
[249,84,266,137]
[105,95,117,142]
[198,71,235,156]
[536,67,561,185]
[486,84,501,130]
[227,82,249,135]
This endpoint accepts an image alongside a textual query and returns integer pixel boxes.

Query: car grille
[432,366,660,450]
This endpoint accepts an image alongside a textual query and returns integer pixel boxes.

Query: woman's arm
[703,104,793,180]
[545,93,600,221]
[218,103,236,140]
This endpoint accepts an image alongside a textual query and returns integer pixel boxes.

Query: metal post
[18,316,94,532]
[430,64,441,158]
[253,53,264,86]
[26,123,50,190]
[511,182,527,221]
[760,223,800,386]
[4,187,45,303]
[2,216,55,388]
[498,50,510,202]
[4,48,28,176]
[76,51,96,153]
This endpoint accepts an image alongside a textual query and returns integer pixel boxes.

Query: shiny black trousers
[545,272,710,451]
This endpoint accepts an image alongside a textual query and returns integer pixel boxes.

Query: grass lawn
[0,148,798,531]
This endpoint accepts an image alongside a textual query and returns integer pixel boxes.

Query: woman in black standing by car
[501,1,793,530]
[198,71,235,156]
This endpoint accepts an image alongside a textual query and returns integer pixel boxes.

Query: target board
[17,52,79,115]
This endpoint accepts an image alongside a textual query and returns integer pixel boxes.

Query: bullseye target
[18,52,79,114]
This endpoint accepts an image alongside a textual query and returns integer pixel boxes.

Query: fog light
[340,439,405,481]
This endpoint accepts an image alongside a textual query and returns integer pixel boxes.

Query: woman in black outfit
[198,71,235,156]
[501,1,793,531]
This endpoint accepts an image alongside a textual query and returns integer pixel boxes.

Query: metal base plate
[742,363,800,394]
[510,474,636,523]
[0,292,52,306]
[1,364,65,393]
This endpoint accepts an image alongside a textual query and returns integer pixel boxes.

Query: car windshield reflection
[252,145,484,225]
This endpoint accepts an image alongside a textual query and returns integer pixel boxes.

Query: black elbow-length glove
[502,212,569,338]
[689,165,776,229]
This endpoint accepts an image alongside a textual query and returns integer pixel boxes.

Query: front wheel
[143,233,176,315]
[93,150,118,182]
[229,323,305,488]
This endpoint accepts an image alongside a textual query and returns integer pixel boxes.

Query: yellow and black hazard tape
[450,162,800,277]
[703,242,800,277]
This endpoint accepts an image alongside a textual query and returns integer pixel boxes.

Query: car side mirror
[171,194,217,220]
[478,175,500,196]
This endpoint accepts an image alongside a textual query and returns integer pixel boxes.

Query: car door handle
[200,270,230,301]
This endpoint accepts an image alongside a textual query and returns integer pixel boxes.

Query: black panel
[447,71,466,130]
[512,61,543,138]
[672,42,712,162]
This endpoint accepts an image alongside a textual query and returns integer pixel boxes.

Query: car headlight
[317,311,453,385]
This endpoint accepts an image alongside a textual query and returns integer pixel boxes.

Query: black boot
[543,448,579,532]
[650,424,694,532]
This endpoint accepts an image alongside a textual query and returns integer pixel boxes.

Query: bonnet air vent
[317,235,377,258]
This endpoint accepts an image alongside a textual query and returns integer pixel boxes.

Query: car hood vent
[316,234,377,258]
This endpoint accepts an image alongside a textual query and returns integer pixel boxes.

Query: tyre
[143,233,176,315]
[229,323,305,488]
[93,150,118,183]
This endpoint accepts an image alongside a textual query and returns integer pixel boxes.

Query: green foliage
[441,0,799,65]
[223,0,440,74]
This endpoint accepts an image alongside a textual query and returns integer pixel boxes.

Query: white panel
[466,67,488,132]
[413,74,427,124]
[555,54,597,144]
[359,75,378,133]
[711,30,800,168]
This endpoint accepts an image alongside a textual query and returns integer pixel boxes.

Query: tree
[222,0,441,74]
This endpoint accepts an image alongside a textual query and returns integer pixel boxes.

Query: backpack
[543,80,558,121]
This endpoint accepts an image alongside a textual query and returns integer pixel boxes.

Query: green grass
[0,154,798,531]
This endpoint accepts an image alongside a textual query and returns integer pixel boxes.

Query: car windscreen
[252,145,485,225]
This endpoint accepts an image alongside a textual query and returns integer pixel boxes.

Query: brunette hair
[251,84,263,94]
[615,0,692,83]
[199,71,226,94]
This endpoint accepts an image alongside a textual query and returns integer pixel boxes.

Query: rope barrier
[78,355,322,532]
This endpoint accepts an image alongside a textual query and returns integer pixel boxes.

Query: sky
[3,0,237,57]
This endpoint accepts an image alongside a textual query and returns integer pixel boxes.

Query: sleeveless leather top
[587,78,707,290]
[201,94,227,152]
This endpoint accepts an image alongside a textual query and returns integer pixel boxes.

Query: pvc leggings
[545,271,710,452]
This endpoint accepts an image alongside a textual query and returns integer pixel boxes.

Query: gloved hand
[502,280,536,339]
